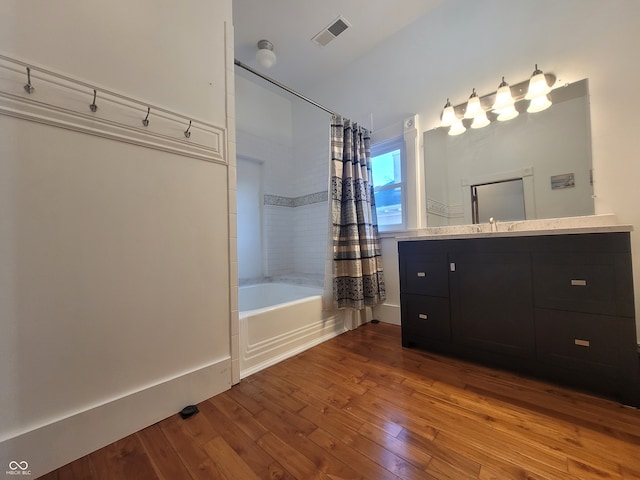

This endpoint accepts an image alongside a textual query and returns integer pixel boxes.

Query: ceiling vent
[311,16,351,47]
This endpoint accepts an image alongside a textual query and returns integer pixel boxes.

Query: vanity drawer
[400,253,449,297]
[401,294,451,344]
[532,252,632,316]
[534,308,636,375]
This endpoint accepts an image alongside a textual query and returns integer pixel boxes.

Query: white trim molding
[0,54,226,164]
[0,358,231,478]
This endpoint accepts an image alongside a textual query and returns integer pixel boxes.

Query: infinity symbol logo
[8,460,29,470]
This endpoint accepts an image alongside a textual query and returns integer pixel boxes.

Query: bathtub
[239,282,345,377]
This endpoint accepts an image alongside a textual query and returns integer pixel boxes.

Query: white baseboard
[0,358,231,478]
[374,303,401,325]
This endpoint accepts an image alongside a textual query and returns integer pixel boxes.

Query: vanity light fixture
[256,40,277,69]
[527,92,552,113]
[471,110,490,129]
[439,65,556,134]
[448,118,466,136]
[525,64,552,113]
[440,98,457,127]
[463,88,483,119]
[492,77,519,121]
[463,88,490,129]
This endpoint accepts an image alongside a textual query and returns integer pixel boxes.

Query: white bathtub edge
[240,320,346,378]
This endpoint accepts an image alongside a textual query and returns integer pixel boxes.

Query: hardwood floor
[39,322,640,479]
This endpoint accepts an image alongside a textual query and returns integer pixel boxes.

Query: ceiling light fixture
[256,40,277,69]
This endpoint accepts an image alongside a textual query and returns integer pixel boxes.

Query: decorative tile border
[294,190,328,207]
[264,194,294,207]
[264,190,328,208]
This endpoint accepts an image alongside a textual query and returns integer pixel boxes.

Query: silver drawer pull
[450,262,456,272]
[416,272,426,277]
[574,339,590,347]
[418,314,428,320]
[571,279,587,286]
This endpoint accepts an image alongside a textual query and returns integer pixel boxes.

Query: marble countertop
[396,214,633,241]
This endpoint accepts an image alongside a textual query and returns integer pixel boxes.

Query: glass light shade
[527,95,552,113]
[464,95,483,119]
[471,111,490,129]
[525,71,551,100]
[440,99,457,127]
[256,48,277,68]
[497,105,519,121]
[448,118,466,136]
[492,84,515,112]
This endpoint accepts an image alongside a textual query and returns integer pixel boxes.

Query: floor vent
[311,16,351,47]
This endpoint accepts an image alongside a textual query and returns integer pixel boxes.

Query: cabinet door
[450,252,535,358]
[401,294,451,347]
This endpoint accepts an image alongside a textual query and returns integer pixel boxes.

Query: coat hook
[24,67,35,94]
[89,89,98,112]
[184,120,192,138]
[142,107,150,127]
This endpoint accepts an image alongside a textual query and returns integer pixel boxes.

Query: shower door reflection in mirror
[471,179,525,224]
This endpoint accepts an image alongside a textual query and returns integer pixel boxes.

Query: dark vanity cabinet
[399,232,640,406]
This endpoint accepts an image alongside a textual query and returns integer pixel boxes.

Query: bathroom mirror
[424,79,594,226]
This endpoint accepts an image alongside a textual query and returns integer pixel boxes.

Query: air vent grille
[312,16,351,47]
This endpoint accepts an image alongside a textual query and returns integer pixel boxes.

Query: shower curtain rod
[234,59,339,117]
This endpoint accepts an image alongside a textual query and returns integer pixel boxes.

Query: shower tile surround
[264,191,328,207]
[263,192,328,281]
[236,74,330,287]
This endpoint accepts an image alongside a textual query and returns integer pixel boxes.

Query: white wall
[307,0,640,336]
[0,1,233,476]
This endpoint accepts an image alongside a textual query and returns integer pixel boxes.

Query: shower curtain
[329,116,385,318]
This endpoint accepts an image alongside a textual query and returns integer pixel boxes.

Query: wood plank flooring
[39,322,640,479]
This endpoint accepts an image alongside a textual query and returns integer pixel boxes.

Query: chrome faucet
[489,217,498,232]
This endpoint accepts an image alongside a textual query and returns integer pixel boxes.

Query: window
[371,136,405,230]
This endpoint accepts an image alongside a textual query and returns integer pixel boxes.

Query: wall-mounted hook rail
[142,107,150,127]
[24,67,34,94]
[89,89,98,112]
[1,53,225,164]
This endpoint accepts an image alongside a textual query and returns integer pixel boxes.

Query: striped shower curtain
[330,117,386,310]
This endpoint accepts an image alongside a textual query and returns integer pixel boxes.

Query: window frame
[371,135,407,231]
